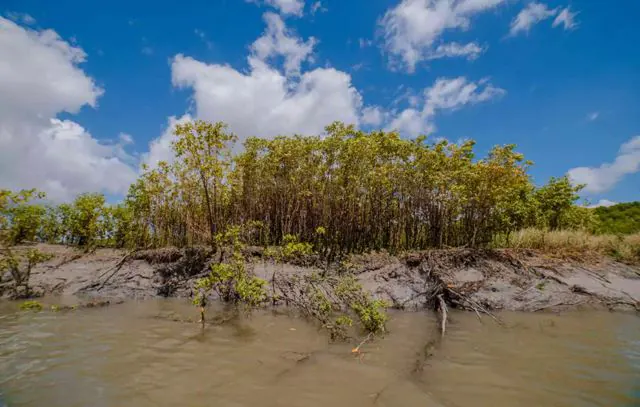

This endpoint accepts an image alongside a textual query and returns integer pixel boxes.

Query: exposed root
[131,247,183,264]
[445,287,503,325]
[97,250,139,290]
[53,252,84,269]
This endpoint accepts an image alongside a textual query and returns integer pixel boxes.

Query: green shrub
[194,226,268,307]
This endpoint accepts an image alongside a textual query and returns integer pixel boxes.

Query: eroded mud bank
[3,244,639,313]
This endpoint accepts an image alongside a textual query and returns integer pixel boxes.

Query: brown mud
[2,244,639,313]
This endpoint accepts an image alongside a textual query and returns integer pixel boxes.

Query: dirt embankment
[2,244,639,313]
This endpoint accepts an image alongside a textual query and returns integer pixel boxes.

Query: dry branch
[437,294,447,337]
[446,287,503,325]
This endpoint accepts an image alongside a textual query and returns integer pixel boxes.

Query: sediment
[2,244,639,313]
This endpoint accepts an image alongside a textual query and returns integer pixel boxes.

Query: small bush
[193,227,267,307]
[335,275,388,334]
[351,299,388,334]
[261,234,315,263]
[282,234,314,260]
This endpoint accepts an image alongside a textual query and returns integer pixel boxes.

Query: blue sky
[1,0,639,205]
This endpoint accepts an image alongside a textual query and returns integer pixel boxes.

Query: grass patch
[494,228,640,263]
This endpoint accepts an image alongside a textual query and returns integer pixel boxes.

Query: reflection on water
[0,300,638,407]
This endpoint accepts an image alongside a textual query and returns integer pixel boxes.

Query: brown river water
[0,300,638,407]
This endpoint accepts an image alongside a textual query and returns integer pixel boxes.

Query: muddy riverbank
[3,244,639,313]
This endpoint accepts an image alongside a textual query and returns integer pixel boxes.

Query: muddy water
[0,301,638,407]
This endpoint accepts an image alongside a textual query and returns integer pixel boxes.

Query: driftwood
[437,294,447,337]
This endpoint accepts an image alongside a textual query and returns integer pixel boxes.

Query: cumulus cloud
[379,0,505,72]
[171,55,362,145]
[149,12,506,163]
[165,13,363,149]
[251,12,316,77]
[0,17,136,201]
[142,114,193,170]
[142,14,364,164]
[552,7,578,30]
[568,136,640,194]
[360,106,386,126]
[387,77,505,136]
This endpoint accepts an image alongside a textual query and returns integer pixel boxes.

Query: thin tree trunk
[200,172,216,247]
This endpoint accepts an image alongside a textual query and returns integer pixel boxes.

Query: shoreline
[3,244,639,314]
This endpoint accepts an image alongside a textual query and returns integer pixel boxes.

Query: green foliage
[335,275,388,334]
[533,176,585,230]
[351,299,388,334]
[174,120,237,245]
[0,188,46,244]
[594,202,640,235]
[67,193,107,249]
[0,248,52,298]
[0,120,619,256]
[281,234,314,260]
[194,226,267,307]
[262,234,314,262]
[19,300,43,311]
[335,315,353,327]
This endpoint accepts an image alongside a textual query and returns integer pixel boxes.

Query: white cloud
[252,0,305,16]
[141,46,154,55]
[587,199,617,209]
[168,15,361,147]
[568,136,640,194]
[379,0,506,72]
[428,41,485,60]
[509,3,577,36]
[156,11,504,159]
[310,1,327,14]
[587,111,599,121]
[0,17,136,201]
[171,55,362,145]
[251,12,316,77]
[142,114,193,170]
[361,106,386,126]
[509,2,557,36]
[0,18,102,119]
[553,7,578,30]
[388,108,435,136]
[387,77,505,136]
[119,133,134,145]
